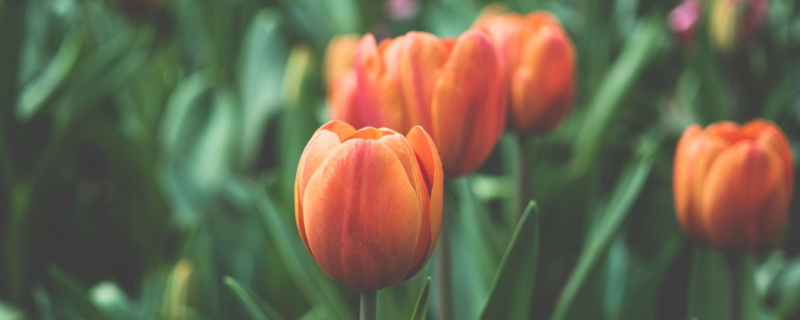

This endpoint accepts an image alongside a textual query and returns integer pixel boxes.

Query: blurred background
[1,0,799,319]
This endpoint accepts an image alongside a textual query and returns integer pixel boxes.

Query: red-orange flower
[324,35,364,128]
[674,119,794,252]
[352,30,506,177]
[474,10,575,134]
[295,121,443,290]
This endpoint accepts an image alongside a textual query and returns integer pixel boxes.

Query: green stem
[516,134,527,219]
[435,211,453,320]
[360,290,376,320]
[725,254,740,320]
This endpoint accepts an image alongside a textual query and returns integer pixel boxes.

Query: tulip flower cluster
[325,10,575,177]
[309,8,577,292]
[674,119,794,253]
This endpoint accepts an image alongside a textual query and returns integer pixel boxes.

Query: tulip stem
[436,211,453,320]
[724,254,740,320]
[360,290,377,320]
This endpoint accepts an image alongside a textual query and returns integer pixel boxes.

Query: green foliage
[0,0,799,319]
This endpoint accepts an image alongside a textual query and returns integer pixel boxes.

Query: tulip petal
[355,34,407,131]
[674,125,704,238]
[431,30,505,176]
[303,139,421,290]
[745,120,794,194]
[405,126,444,278]
[511,25,574,133]
[700,142,788,252]
[399,32,447,133]
[318,120,357,141]
[328,72,364,129]
[295,123,354,255]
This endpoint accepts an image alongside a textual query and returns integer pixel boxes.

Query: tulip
[473,10,575,134]
[325,35,365,128]
[295,121,443,290]
[674,119,794,252]
[710,0,768,53]
[353,30,506,177]
[669,0,704,46]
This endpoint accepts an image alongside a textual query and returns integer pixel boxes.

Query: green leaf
[188,89,237,186]
[0,300,25,320]
[252,189,354,320]
[738,257,780,320]
[223,276,286,320]
[158,69,215,160]
[572,16,664,174]
[237,9,287,169]
[297,306,328,320]
[16,29,82,121]
[550,140,657,320]
[478,201,540,320]
[615,235,686,320]
[52,29,147,134]
[411,277,431,320]
[49,266,112,320]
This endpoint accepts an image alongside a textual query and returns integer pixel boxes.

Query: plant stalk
[725,253,740,320]
[360,290,377,320]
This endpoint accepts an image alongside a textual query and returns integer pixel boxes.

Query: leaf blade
[478,201,540,320]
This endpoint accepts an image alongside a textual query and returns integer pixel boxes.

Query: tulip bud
[674,119,794,253]
[710,0,768,53]
[353,30,506,177]
[295,121,443,290]
[669,0,704,46]
[324,35,365,128]
[474,11,575,134]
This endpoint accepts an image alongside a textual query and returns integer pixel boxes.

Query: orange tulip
[474,11,575,134]
[295,121,443,290]
[353,30,506,177]
[674,119,794,252]
[324,35,365,128]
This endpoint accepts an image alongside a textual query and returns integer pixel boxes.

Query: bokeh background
[1,0,799,319]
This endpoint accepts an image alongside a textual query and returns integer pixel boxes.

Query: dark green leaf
[550,140,657,320]
[478,201,540,320]
[572,16,664,174]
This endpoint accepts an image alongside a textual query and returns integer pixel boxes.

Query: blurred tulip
[324,35,365,128]
[295,121,443,290]
[669,0,704,46]
[474,10,575,134]
[674,119,794,252]
[352,30,505,177]
[710,0,768,53]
